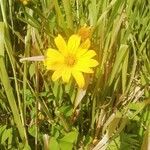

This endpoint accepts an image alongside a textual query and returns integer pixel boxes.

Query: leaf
[108,44,128,86]
[52,81,63,100]
[128,99,150,119]
[29,63,35,78]
[28,125,36,137]
[122,50,129,93]
[102,111,122,135]
[0,125,7,135]
[0,23,27,141]
[141,125,150,150]
[0,22,5,57]
[59,141,73,150]
[60,130,78,144]
[1,128,12,144]
[49,137,60,150]
[74,89,86,110]
[59,105,73,117]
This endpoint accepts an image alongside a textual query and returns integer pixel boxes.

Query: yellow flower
[20,0,30,5]
[78,25,92,40]
[44,34,99,88]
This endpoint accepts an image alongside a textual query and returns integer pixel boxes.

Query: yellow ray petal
[52,67,64,81]
[62,69,72,83]
[78,59,99,68]
[82,50,97,59]
[45,60,62,70]
[89,59,99,67]
[74,63,94,73]
[46,48,63,59]
[45,48,64,70]
[76,48,87,58]
[80,38,91,49]
[72,70,85,88]
[54,34,67,54]
[67,34,81,53]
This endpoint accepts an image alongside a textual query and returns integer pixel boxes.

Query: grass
[0,0,150,149]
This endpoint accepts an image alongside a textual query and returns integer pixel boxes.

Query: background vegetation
[0,0,150,149]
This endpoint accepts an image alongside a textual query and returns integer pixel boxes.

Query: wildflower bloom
[78,25,92,40]
[44,34,99,88]
[20,0,30,5]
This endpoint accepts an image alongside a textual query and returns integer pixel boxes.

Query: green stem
[35,62,39,150]
[23,24,31,124]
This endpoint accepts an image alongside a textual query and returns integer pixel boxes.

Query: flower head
[44,34,99,88]
[20,0,30,5]
[78,25,92,40]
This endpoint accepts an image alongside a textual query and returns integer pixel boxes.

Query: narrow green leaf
[1,128,12,144]
[0,22,4,57]
[122,50,129,93]
[0,22,27,142]
[62,0,73,29]
[141,125,150,150]
[108,44,128,86]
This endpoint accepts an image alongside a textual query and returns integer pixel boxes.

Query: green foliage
[0,0,150,149]
[49,130,78,150]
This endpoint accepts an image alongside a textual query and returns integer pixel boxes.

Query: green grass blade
[0,22,27,143]
[108,44,128,86]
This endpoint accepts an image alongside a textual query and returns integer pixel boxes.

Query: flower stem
[35,62,39,149]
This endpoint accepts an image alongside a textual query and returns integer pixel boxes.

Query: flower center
[65,54,76,66]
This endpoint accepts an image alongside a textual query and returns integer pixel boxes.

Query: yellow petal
[67,34,81,53]
[45,60,62,70]
[62,69,72,83]
[54,34,67,54]
[74,63,94,73]
[78,59,99,68]
[45,48,64,70]
[82,50,97,59]
[52,67,64,81]
[88,59,99,67]
[79,67,94,73]
[76,41,92,58]
[72,70,85,88]
[80,38,91,49]
[76,48,87,58]
[46,48,63,59]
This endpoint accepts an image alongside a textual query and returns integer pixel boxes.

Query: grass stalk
[53,0,65,27]
[0,22,27,143]
[35,62,39,149]
[62,0,73,29]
